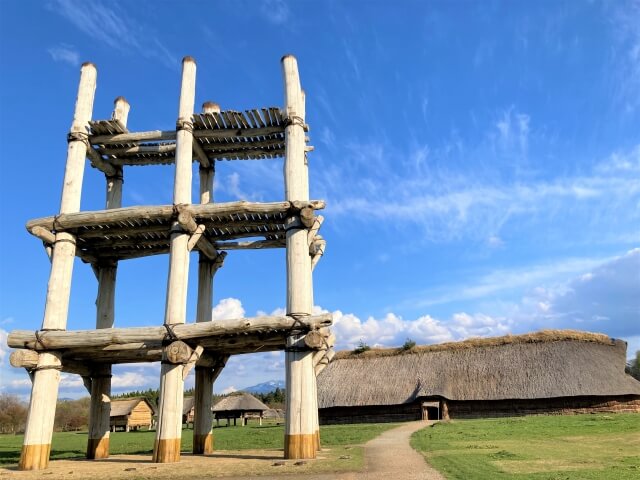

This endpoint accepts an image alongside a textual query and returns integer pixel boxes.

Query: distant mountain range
[242,380,285,394]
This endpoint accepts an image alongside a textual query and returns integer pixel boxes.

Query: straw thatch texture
[318,331,640,409]
[212,393,269,413]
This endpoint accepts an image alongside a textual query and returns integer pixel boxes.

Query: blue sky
[0,0,638,398]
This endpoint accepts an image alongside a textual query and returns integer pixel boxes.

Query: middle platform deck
[27,200,325,262]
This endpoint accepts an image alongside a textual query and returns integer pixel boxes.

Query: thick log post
[19,62,96,471]
[193,256,216,454]
[87,96,129,460]
[153,56,196,464]
[282,55,317,459]
[193,100,219,455]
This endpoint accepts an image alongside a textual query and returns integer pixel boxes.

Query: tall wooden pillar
[282,55,317,459]
[87,96,129,459]
[153,56,196,464]
[193,100,218,455]
[19,62,97,471]
[299,88,321,451]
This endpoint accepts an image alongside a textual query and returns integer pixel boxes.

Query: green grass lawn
[411,413,640,480]
[0,421,398,466]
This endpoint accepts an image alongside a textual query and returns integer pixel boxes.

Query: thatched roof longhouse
[318,330,640,408]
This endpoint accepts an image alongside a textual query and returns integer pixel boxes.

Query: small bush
[401,339,416,351]
[353,340,370,354]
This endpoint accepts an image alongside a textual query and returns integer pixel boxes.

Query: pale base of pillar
[86,437,109,459]
[315,430,321,451]
[193,433,213,454]
[19,444,51,471]
[152,438,181,463]
[284,434,317,459]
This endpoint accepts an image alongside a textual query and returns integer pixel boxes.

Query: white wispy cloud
[51,0,177,69]
[609,0,640,112]
[518,248,640,338]
[260,0,290,25]
[406,255,613,309]
[47,44,80,66]
[318,140,640,243]
[494,107,530,154]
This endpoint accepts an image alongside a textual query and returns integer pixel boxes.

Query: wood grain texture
[155,57,196,461]
[20,63,96,472]
[284,434,317,459]
[18,443,51,470]
[193,433,213,455]
[86,437,109,460]
[8,313,332,350]
[152,437,181,463]
[282,55,318,460]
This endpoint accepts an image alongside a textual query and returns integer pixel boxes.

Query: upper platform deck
[87,107,307,169]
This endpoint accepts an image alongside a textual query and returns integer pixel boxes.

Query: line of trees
[0,394,90,433]
[0,394,28,433]
[253,387,285,409]
[111,387,286,410]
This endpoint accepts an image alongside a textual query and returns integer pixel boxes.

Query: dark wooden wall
[445,396,640,419]
[319,395,640,425]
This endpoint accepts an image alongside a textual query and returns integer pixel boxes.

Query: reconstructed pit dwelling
[7,55,335,470]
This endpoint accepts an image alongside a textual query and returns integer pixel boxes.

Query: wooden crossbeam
[7,313,333,351]
[89,126,285,145]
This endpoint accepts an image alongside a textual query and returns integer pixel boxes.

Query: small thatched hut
[109,398,155,432]
[182,397,195,427]
[317,330,640,424]
[212,393,269,426]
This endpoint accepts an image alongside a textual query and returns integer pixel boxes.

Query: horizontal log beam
[89,126,285,146]
[8,313,333,351]
[106,150,284,166]
[31,226,98,265]
[62,340,284,365]
[98,144,176,156]
[10,349,93,377]
[213,239,285,250]
[91,130,176,144]
[26,200,325,233]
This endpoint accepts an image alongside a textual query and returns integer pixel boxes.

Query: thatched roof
[318,330,640,408]
[263,408,284,419]
[110,398,155,417]
[183,396,195,415]
[212,393,269,413]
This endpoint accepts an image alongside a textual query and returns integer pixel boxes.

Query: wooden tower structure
[8,55,336,470]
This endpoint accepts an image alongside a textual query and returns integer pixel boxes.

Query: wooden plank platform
[88,107,301,167]
[26,200,325,262]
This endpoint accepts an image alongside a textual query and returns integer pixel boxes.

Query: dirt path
[0,421,443,480]
[225,420,445,480]
[358,420,444,480]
